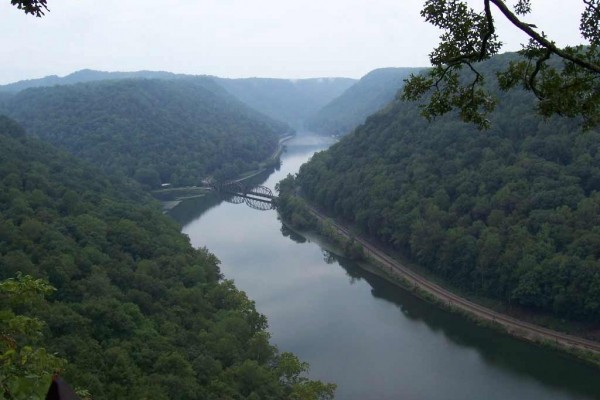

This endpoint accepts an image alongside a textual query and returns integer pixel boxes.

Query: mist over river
[171,134,600,400]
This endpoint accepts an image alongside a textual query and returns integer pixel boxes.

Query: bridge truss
[215,182,276,211]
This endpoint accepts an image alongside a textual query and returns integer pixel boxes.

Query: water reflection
[316,248,600,399]
[169,167,277,224]
[177,134,600,400]
[168,192,223,225]
[280,224,307,244]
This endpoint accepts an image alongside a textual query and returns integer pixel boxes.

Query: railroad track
[308,206,600,355]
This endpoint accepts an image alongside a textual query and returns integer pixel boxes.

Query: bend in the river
[172,133,600,400]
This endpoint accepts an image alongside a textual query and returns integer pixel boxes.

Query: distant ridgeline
[0,69,356,130]
[214,77,356,129]
[0,69,180,93]
[295,53,600,322]
[0,77,291,188]
[0,116,335,399]
[305,67,423,136]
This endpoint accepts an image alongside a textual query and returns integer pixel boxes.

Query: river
[171,134,600,400]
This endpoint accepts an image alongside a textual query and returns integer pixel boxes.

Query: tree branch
[527,48,552,99]
[490,0,600,73]
[466,61,483,104]
[480,0,496,61]
[434,64,455,89]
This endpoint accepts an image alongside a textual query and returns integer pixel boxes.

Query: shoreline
[156,133,295,210]
[227,134,294,184]
[292,201,600,366]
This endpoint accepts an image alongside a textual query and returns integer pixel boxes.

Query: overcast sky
[0,0,588,84]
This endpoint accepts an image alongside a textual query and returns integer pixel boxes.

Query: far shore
[286,200,600,366]
[155,133,295,210]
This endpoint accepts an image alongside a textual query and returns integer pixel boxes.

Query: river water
[171,134,600,400]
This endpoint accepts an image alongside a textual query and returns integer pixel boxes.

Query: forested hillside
[0,69,180,93]
[1,78,289,187]
[0,116,334,399]
[0,91,12,110]
[1,70,355,130]
[215,77,356,129]
[294,54,600,322]
[305,68,422,136]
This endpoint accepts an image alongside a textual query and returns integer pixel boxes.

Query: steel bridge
[212,182,278,211]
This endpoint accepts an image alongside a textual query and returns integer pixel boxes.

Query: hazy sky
[0,0,588,84]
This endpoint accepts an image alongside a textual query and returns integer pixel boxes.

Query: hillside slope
[1,70,355,130]
[305,67,422,135]
[2,78,290,187]
[215,77,356,129]
[0,69,180,93]
[294,54,600,322]
[0,116,334,399]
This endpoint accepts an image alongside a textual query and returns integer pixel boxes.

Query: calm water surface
[173,134,600,400]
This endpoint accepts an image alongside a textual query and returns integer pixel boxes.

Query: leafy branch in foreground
[0,274,65,400]
[403,0,600,129]
[9,0,48,17]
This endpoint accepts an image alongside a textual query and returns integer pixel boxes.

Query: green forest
[0,69,179,93]
[305,68,422,136]
[293,53,600,323]
[0,70,356,132]
[0,78,290,188]
[0,116,335,399]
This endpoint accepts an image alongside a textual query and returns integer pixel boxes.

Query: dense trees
[0,71,355,132]
[0,70,179,93]
[0,274,66,399]
[305,68,422,136]
[1,78,290,188]
[403,0,600,129]
[294,53,600,322]
[0,116,335,399]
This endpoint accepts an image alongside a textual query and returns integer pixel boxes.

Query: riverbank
[182,135,600,400]
[155,134,295,210]
[229,134,295,183]
[279,193,600,366]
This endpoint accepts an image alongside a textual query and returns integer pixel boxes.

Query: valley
[177,134,600,400]
[2,48,600,400]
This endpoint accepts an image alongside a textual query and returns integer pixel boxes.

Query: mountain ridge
[0,115,335,399]
[0,69,356,129]
[294,53,600,323]
[305,67,423,135]
[1,77,289,187]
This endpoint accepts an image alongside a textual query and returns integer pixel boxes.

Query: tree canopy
[1,78,290,188]
[0,116,335,399]
[0,274,65,399]
[305,68,422,136]
[403,0,600,129]
[292,53,600,323]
